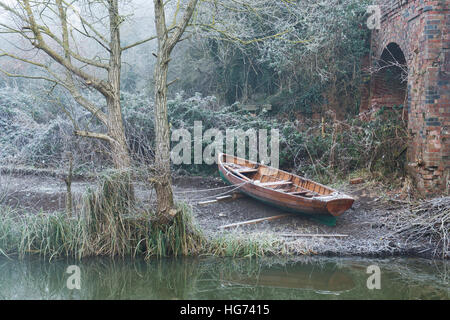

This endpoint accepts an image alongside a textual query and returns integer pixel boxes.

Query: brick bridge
[365,0,449,195]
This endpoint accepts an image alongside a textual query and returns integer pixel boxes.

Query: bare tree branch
[121,35,158,51]
[74,130,117,144]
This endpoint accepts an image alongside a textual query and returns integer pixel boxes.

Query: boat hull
[218,153,354,221]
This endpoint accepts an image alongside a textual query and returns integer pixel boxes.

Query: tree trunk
[152,0,198,222]
[153,48,175,220]
[104,0,134,205]
[107,0,131,171]
[107,97,131,170]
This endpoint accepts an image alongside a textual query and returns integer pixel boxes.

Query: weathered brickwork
[369,0,449,195]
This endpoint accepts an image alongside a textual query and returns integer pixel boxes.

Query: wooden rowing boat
[218,153,354,218]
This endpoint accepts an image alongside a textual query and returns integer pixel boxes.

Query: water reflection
[0,256,448,300]
[225,262,355,292]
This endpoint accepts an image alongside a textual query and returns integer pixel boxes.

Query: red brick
[369,0,449,195]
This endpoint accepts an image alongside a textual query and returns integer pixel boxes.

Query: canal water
[0,256,448,299]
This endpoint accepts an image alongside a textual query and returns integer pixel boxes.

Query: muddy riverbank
[0,169,445,259]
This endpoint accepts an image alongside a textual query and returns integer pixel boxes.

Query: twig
[218,214,293,229]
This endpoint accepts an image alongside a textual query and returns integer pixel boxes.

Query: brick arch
[370,42,409,112]
[380,42,407,65]
[366,0,449,195]
[375,35,410,63]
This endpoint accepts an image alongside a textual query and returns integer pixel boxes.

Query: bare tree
[0,0,156,170]
[150,0,303,221]
[151,0,198,220]
[0,0,309,223]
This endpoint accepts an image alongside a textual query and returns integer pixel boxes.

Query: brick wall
[369,0,449,195]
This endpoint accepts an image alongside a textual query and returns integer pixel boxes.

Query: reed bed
[207,232,291,258]
[0,207,287,260]
[0,171,206,260]
[0,207,191,260]
[0,170,288,260]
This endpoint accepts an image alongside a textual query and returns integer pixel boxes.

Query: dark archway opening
[365,42,409,177]
[371,42,408,113]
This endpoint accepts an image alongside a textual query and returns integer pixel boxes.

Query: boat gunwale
[218,153,350,201]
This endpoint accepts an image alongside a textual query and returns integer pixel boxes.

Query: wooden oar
[198,192,244,206]
[218,214,292,229]
[279,233,348,238]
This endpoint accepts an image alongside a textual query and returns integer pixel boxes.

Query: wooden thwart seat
[286,184,319,197]
[224,163,258,173]
[288,191,309,195]
[224,161,314,195]
[289,191,315,197]
[256,180,292,187]
[236,168,258,173]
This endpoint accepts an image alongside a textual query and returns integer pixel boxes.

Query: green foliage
[164,92,407,184]
[165,92,280,174]
[120,91,155,161]
[0,84,408,186]
[0,86,108,170]
[291,111,408,184]
[21,119,67,166]
[174,0,372,115]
